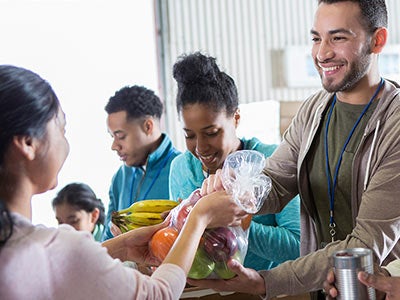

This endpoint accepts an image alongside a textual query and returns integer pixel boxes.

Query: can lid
[332,248,373,269]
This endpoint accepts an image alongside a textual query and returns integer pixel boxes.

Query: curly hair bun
[173,52,221,86]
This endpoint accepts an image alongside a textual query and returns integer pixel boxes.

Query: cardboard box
[180,287,310,300]
[180,287,261,300]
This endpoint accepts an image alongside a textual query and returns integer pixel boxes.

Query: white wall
[237,101,281,145]
[0,0,158,227]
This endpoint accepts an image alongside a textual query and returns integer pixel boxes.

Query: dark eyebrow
[310,28,354,36]
[183,125,215,132]
[329,28,354,35]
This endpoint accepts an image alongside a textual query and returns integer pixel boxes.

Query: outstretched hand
[104,216,171,266]
[123,217,172,266]
[193,190,247,228]
[201,169,225,196]
[187,258,266,296]
[110,222,123,237]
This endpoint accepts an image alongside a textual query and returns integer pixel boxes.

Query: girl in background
[52,182,105,241]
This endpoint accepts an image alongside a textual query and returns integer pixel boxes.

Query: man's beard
[319,44,372,93]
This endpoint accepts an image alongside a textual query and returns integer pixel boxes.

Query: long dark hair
[0,65,60,246]
[52,183,105,225]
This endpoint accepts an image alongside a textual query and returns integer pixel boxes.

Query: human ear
[233,109,241,128]
[91,207,100,224]
[12,135,36,160]
[143,118,154,135]
[371,27,387,54]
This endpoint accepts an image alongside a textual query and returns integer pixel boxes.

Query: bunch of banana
[112,199,179,233]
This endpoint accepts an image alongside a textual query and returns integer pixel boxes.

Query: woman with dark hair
[52,182,105,241]
[170,52,301,271]
[0,64,245,299]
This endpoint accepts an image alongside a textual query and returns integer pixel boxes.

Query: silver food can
[332,248,376,300]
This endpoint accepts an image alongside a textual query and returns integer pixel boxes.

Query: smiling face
[180,103,241,174]
[55,202,98,232]
[107,111,152,167]
[311,1,373,93]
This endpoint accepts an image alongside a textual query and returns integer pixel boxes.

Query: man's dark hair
[318,0,388,34]
[105,85,163,120]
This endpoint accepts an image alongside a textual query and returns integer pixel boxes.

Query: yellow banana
[125,212,164,226]
[113,200,177,232]
[118,199,178,215]
[120,223,142,233]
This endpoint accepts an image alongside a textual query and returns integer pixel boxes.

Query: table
[180,287,310,300]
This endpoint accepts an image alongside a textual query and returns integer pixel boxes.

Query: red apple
[171,189,202,231]
[202,227,238,262]
[187,189,202,204]
[171,201,193,231]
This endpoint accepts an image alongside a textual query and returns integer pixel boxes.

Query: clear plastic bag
[150,150,271,279]
[221,150,271,213]
[168,189,248,279]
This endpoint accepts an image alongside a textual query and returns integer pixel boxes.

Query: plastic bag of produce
[149,150,271,279]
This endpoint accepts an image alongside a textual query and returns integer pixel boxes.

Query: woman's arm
[162,191,245,273]
[103,190,246,275]
[102,219,168,265]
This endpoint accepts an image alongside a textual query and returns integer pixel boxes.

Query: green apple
[214,250,243,279]
[188,248,215,279]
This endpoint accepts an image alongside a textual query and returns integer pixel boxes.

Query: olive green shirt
[307,98,378,246]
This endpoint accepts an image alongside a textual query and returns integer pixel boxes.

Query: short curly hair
[105,85,163,121]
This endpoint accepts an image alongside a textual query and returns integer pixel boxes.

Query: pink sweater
[0,213,186,300]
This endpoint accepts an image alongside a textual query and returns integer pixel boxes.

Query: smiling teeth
[321,66,340,72]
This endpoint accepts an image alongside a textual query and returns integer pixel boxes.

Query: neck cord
[129,149,174,202]
[324,78,384,242]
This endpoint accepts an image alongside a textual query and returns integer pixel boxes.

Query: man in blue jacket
[102,85,180,241]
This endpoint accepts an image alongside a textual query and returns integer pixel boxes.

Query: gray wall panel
[155,0,400,148]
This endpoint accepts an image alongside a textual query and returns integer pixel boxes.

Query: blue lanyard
[324,78,384,242]
[129,149,174,201]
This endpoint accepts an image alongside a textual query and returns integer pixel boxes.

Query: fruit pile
[112,199,179,233]
[149,189,248,280]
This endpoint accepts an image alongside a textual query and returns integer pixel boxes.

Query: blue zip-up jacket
[169,137,300,270]
[102,134,180,241]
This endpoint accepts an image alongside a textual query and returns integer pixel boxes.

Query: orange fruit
[241,214,252,231]
[149,226,179,261]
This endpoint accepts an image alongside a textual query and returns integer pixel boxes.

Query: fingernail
[360,272,367,280]
[229,259,238,267]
